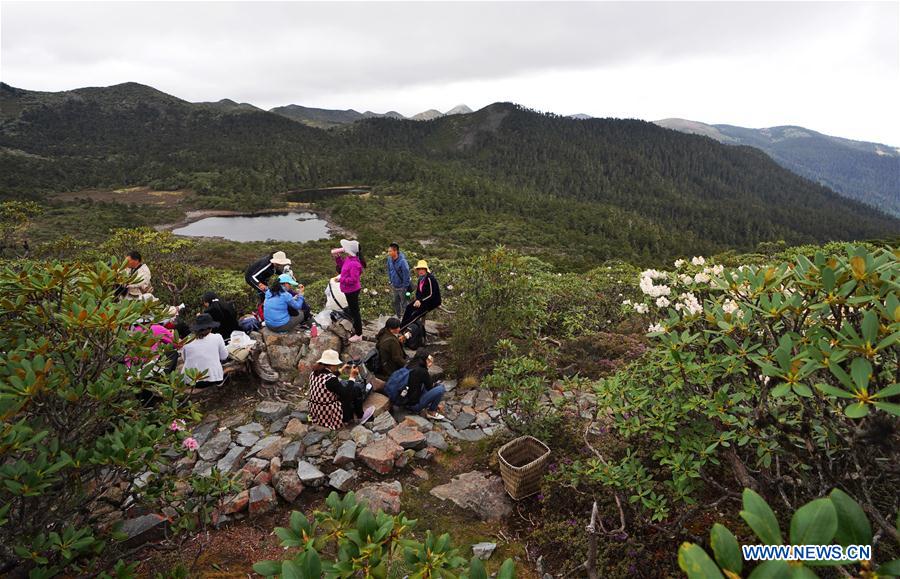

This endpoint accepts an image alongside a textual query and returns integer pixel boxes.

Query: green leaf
[861,310,878,343]
[844,402,870,418]
[814,383,855,398]
[710,524,742,574]
[792,384,813,398]
[740,489,783,545]
[850,358,872,392]
[467,558,488,579]
[251,560,282,577]
[281,560,302,579]
[829,489,872,547]
[747,560,791,579]
[878,559,900,576]
[497,558,516,579]
[873,383,900,399]
[790,498,837,546]
[771,383,792,397]
[873,402,900,417]
[678,543,725,579]
[302,549,321,578]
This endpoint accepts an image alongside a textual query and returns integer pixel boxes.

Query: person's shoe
[348,335,363,343]
[425,410,446,421]
[359,406,376,425]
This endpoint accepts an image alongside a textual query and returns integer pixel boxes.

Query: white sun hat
[316,349,342,366]
[270,251,291,266]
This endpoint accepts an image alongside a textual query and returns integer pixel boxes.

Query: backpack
[384,367,411,404]
[404,318,426,350]
[362,348,382,375]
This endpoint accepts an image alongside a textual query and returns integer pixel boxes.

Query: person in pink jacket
[332,239,367,342]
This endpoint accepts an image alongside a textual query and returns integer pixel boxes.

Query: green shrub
[561,247,899,529]
[0,260,209,575]
[253,491,516,578]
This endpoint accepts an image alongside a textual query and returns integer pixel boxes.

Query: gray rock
[246,435,283,457]
[198,430,231,461]
[442,379,458,392]
[269,416,290,433]
[350,425,372,445]
[355,481,403,514]
[120,514,168,547]
[296,461,326,487]
[452,428,485,442]
[216,445,247,473]
[248,484,277,515]
[192,422,219,447]
[452,412,476,430]
[472,542,497,560]
[192,460,213,477]
[328,468,358,492]
[237,432,261,447]
[425,431,448,451]
[303,430,327,446]
[372,412,397,434]
[430,471,512,521]
[333,440,357,466]
[235,422,264,434]
[254,401,291,423]
[281,441,303,468]
[401,414,433,432]
[429,364,445,381]
[273,470,304,502]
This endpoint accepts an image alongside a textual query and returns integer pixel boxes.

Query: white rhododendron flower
[722,299,739,315]
[635,303,649,314]
[711,264,724,276]
[694,272,711,284]
[622,299,633,306]
[691,256,706,266]
[674,259,686,268]
[679,274,693,285]
[648,322,666,333]
[656,296,670,308]
[675,292,703,316]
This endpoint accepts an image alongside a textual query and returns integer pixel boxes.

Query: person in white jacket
[182,314,228,388]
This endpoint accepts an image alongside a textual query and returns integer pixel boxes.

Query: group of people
[121,237,447,427]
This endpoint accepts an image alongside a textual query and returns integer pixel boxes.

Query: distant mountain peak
[411,109,444,121]
[445,104,473,116]
[569,113,593,120]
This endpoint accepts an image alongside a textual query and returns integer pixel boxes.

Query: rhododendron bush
[560,246,899,535]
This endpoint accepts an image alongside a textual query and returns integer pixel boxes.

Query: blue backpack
[384,368,411,404]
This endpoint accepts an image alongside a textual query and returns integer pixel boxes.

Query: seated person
[386,350,446,420]
[375,317,406,379]
[307,349,375,429]
[115,251,154,300]
[202,291,240,338]
[400,260,441,328]
[181,314,228,388]
[263,274,307,333]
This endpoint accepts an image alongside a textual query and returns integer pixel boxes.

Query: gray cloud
[1,1,897,143]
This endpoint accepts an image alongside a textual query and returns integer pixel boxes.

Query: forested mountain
[655,118,900,216]
[269,103,473,127]
[1,82,897,264]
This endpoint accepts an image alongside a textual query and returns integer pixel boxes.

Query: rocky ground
[123,315,598,576]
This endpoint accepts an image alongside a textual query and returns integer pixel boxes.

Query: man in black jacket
[245,251,291,300]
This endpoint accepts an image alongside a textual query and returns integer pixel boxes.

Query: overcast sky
[2,1,898,144]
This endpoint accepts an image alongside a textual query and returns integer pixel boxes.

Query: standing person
[181,314,228,388]
[245,251,291,305]
[386,243,411,318]
[375,317,406,379]
[201,291,240,339]
[117,251,153,300]
[264,274,307,333]
[332,239,366,342]
[307,349,375,429]
[400,260,442,328]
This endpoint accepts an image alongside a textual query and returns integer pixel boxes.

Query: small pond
[172,212,332,242]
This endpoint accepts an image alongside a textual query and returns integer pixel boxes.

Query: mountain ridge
[655,118,899,216]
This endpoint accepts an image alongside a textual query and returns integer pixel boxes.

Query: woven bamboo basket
[498,435,551,500]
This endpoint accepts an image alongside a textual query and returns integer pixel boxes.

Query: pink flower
[182,437,199,451]
[170,419,186,432]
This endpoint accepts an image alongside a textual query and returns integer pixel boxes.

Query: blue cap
[278,273,298,286]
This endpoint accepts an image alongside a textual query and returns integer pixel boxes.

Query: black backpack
[362,348,382,374]
[405,318,426,350]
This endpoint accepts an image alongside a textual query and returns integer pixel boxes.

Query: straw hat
[270,251,291,266]
[316,349,342,366]
[414,259,429,271]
